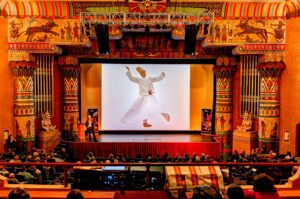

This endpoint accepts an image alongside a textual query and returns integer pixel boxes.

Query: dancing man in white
[121,66,170,128]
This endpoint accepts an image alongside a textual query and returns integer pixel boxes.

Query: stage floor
[91,133,214,143]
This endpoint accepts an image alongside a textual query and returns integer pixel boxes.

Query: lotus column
[10,61,37,152]
[257,62,285,153]
[59,56,80,133]
[214,59,236,160]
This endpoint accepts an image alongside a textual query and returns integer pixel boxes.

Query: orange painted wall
[80,63,102,126]
[280,17,300,156]
[0,18,12,153]
[190,64,214,130]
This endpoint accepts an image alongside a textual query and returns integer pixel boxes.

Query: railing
[79,12,214,26]
[0,162,299,189]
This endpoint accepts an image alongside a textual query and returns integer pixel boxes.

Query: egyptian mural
[5,0,293,53]
[8,18,82,43]
[206,19,285,44]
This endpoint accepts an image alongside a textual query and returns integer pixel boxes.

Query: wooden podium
[78,123,85,141]
[232,130,258,154]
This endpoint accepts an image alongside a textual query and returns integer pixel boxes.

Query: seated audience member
[7,173,20,184]
[60,148,70,162]
[66,189,84,199]
[251,174,280,199]
[6,134,17,152]
[17,166,33,183]
[226,183,244,199]
[0,166,9,176]
[8,187,30,199]
[192,186,223,199]
[85,152,95,162]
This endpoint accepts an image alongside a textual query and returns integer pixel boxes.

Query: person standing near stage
[85,115,97,142]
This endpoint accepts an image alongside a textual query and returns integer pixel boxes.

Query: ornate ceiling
[0,0,299,18]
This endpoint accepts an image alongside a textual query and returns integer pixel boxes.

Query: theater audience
[8,187,30,199]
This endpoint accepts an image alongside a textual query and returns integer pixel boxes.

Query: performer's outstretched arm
[150,72,165,82]
[125,66,139,83]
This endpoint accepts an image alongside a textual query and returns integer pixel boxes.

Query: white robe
[121,71,167,124]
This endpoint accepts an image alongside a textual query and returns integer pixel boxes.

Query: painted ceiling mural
[2,0,299,59]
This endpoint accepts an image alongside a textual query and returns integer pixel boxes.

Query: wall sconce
[284,130,290,142]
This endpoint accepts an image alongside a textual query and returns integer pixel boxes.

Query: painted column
[214,57,236,160]
[257,62,285,153]
[10,61,37,152]
[58,56,80,132]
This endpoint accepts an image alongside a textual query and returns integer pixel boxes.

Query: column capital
[214,65,236,78]
[9,61,37,75]
[256,61,286,77]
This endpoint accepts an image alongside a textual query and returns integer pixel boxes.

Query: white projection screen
[102,64,190,130]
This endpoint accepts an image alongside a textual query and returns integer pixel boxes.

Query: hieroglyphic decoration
[9,61,37,141]
[8,51,34,62]
[8,42,62,54]
[257,61,285,152]
[214,57,236,159]
[59,56,80,132]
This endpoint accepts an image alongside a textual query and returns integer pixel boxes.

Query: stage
[67,133,222,162]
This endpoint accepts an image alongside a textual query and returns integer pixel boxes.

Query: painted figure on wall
[21,19,59,42]
[271,21,285,43]
[73,22,80,42]
[220,116,225,132]
[61,28,65,41]
[9,20,23,41]
[260,121,266,138]
[65,21,72,42]
[214,24,221,42]
[26,120,31,138]
[270,122,278,138]
[222,24,227,42]
[235,20,269,43]
[15,120,23,138]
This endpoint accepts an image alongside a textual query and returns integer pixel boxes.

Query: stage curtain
[68,141,221,161]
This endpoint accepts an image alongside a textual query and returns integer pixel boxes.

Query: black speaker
[95,24,110,54]
[184,24,197,54]
[85,24,90,36]
[203,24,209,35]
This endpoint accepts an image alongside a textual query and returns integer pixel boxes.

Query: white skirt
[121,95,166,124]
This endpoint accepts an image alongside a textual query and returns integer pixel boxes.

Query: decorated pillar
[9,60,37,152]
[257,62,285,153]
[214,57,236,160]
[58,56,80,132]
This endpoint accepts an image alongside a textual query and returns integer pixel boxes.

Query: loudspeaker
[184,24,197,54]
[85,24,90,36]
[203,24,209,35]
[95,24,110,54]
